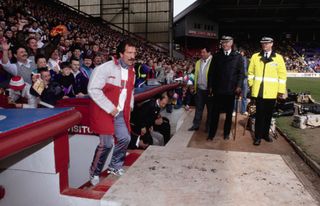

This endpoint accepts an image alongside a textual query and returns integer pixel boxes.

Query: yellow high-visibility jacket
[248,51,287,99]
[194,58,212,92]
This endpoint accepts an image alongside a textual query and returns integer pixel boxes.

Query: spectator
[71,45,82,61]
[31,67,63,106]
[135,59,151,87]
[1,39,35,84]
[237,49,249,115]
[56,62,75,98]
[28,21,42,34]
[7,76,38,108]
[81,53,93,78]
[70,57,88,96]
[48,49,61,71]
[92,53,102,67]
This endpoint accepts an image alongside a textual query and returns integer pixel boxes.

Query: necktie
[225,51,228,56]
[264,52,268,58]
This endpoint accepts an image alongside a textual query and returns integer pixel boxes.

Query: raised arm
[0,39,18,76]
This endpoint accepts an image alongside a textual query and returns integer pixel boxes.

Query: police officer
[248,37,287,145]
[207,36,244,140]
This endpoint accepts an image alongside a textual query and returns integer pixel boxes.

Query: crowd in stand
[292,42,320,73]
[237,40,320,73]
[0,0,195,106]
[0,0,197,150]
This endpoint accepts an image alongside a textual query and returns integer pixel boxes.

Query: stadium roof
[174,0,320,31]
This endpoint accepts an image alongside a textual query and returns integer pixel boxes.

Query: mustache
[128,58,135,61]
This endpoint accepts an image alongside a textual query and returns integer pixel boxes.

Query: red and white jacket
[88,58,135,135]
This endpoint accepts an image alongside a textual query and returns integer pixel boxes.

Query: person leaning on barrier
[248,37,287,146]
[129,92,170,149]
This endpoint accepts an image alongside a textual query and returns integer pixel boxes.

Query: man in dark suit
[129,92,170,149]
[207,36,244,140]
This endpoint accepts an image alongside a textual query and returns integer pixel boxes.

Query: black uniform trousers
[254,98,276,140]
[208,94,235,138]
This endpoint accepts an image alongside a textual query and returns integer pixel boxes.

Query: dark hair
[116,39,136,58]
[26,37,37,44]
[60,62,71,70]
[202,47,211,53]
[70,57,80,63]
[239,48,246,55]
[35,54,47,63]
[37,67,49,73]
[12,45,28,55]
[71,45,81,52]
[159,92,168,100]
[83,52,93,60]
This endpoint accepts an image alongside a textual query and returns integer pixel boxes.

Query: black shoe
[188,126,199,131]
[207,137,213,141]
[253,139,261,146]
[224,134,230,140]
[264,136,273,142]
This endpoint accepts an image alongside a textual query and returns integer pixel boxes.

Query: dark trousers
[208,94,235,138]
[255,98,276,140]
[192,89,211,129]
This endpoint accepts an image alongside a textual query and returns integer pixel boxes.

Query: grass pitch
[277,77,320,164]
[286,77,320,102]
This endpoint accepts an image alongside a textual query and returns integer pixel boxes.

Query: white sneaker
[108,168,125,176]
[90,175,99,186]
[243,112,248,116]
[232,112,236,117]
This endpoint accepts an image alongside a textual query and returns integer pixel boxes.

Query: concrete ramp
[101,110,318,206]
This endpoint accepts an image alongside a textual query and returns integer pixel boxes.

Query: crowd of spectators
[293,42,320,73]
[236,40,319,73]
[0,0,196,108]
[0,0,197,149]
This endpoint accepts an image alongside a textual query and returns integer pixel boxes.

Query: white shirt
[117,66,129,112]
[198,55,212,90]
[0,59,32,76]
[29,27,42,34]
[48,58,61,71]
[72,70,80,78]
[200,55,212,72]
[264,51,271,58]
[224,49,232,56]
[37,40,44,48]
[17,59,32,69]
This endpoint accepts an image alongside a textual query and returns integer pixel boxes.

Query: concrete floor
[101,109,319,206]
